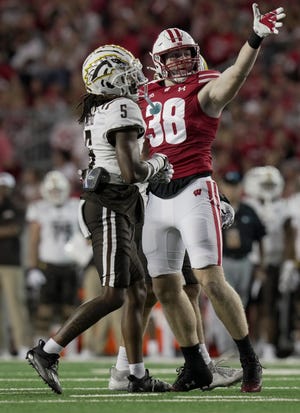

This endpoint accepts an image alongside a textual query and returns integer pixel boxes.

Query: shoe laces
[175,365,188,382]
[174,364,194,383]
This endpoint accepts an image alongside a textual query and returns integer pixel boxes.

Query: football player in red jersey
[139,4,285,393]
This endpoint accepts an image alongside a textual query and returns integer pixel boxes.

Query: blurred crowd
[0,0,300,190]
[0,0,299,360]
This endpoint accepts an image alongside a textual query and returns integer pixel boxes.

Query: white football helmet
[0,172,16,189]
[151,28,207,82]
[40,171,71,206]
[243,166,284,202]
[82,44,148,100]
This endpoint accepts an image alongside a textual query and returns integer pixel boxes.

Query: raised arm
[200,3,285,117]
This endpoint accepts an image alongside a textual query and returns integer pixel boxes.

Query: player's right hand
[146,153,174,183]
[149,161,174,184]
[147,153,169,173]
[252,3,285,38]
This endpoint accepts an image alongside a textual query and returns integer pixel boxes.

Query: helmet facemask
[160,47,200,83]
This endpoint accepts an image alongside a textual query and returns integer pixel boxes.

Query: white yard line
[0,397,300,404]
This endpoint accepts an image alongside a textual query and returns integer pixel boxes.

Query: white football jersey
[26,198,81,264]
[244,196,288,265]
[84,97,145,175]
[286,192,300,261]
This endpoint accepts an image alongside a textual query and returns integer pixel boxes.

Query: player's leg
[182,253,243,389]
[181,177,262,393]
[26,200,128,394]
[143,194,212,391]
[194,265,262,392]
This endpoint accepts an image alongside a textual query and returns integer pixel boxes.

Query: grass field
[0,357,299,413]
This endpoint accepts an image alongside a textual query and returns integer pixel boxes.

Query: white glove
[220,200,235,229]
[278,260,300,294]
[252,3,285,38]
[144,153,174,183]
[26,268,46,289]
[64,233,93,268]
[148,162,174,184]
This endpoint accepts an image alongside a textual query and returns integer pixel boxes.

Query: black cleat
[128,369,172,392]
[26,339,62,394]
[172,363,213,392]
[240,355,263,393]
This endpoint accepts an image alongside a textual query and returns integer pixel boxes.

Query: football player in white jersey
[243,166,288,360]
[26,171,81,339]
[26,44,173,394]
[278,175,300,356]
[137,4,285,393]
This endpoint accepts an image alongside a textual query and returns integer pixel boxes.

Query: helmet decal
[165,28,184,44]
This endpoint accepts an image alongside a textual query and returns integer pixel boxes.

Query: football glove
[220,193,235,229]
[278,260,300,294]
[26,268,46,289]
[144,153,174,183]
[252,3,285,38]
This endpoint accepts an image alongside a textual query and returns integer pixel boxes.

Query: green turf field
[0,357,299,413]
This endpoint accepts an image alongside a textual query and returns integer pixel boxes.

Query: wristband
[248,30,263,49]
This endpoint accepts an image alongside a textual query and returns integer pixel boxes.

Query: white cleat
[202,360,243,391]
[108,366,130,390]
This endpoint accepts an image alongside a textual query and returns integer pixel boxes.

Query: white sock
[43,338,64,355]
[129,362,145,378]
[199,343,211,365]
[115,346,129,371]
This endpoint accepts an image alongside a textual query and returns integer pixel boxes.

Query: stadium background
[1,0,299,191]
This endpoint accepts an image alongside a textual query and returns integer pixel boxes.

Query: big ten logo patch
[193,188,202,196]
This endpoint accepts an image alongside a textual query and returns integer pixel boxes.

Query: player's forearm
[233,41,260,78]
[208,42,259,107]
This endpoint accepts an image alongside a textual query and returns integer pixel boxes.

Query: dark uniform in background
[0,172,31,357]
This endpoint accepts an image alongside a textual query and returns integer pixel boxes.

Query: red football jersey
[138,71,221,180]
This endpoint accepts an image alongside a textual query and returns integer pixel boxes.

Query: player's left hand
[278,260,300,294]
[252,3,285,38]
